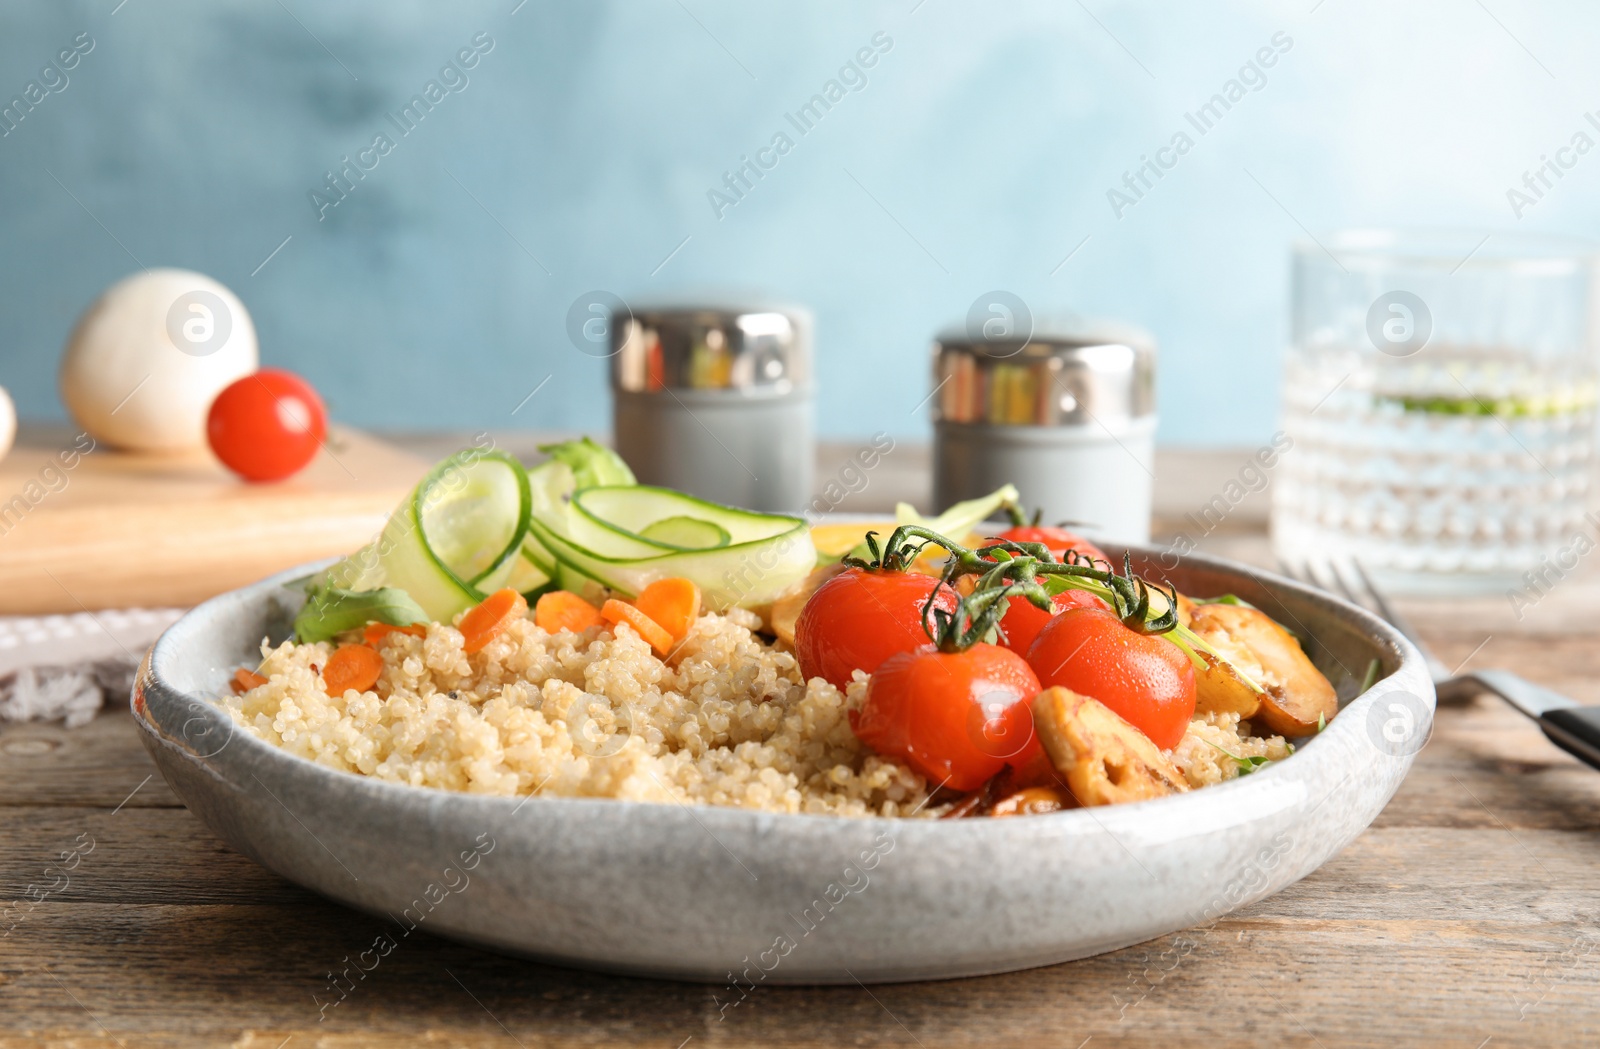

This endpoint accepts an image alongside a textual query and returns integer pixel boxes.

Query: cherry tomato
[1025,607,1196,750]
[207,368,327,482]
[981,526,1111,655]
[999,742,1067,792]
[992,524,1108,563]
[795,568,957,690]
[998,587,1109,657]
[852,642,1042,792]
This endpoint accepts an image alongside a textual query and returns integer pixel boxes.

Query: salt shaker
[931,324,1157,542]
[611,304,814,513]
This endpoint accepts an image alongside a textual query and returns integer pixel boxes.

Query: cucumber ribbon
[295,439,816,639]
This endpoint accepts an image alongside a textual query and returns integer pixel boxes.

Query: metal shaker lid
[932,321,1156,426]
[612,304,811,394]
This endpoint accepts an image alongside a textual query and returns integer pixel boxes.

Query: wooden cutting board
[0,425,429,614]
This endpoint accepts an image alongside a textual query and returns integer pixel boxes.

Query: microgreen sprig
[1203,739,1286,776]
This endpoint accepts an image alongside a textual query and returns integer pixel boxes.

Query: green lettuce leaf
[293,585,430,643]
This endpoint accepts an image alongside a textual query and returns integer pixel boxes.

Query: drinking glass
[1271,230,1600,595]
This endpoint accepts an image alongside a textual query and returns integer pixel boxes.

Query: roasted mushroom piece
[767,562,849,647]
[1031,687,1190,807]
[1186,602,1337,736]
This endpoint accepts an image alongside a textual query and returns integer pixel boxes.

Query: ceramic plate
[132,542,1433,984]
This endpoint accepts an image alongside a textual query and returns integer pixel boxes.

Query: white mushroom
[0,385,14,463]
[59,269,258,452]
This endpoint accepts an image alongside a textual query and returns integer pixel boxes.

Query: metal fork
[1278,558,1600,771]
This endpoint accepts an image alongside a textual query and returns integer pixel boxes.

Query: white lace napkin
[0,609,184,727]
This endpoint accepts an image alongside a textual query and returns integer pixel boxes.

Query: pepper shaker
[931,324,1157,542]
[611,304,814,513]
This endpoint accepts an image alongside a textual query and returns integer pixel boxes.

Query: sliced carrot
[459,588,529,654]
[600,598,673,655]
[534,590,604,634]
[231,668,268,694]
[363,621,427,646]
[323,644,384,696]
[634,577,700,642]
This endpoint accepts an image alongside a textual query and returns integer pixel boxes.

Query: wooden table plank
[0,711,180,810]
[4,906,1597,1047]
[0,802,300,907]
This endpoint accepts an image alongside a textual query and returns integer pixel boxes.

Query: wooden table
[4,445,1598,1047]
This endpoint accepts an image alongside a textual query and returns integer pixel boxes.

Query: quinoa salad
[226,607,1295,818]
[225,442,1335,820]
[228,609,930,817]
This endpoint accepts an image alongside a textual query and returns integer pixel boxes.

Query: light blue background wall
[2,0,1597,445]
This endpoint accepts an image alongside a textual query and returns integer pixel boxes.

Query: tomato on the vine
[795,568,957,689]
[1025,607,1196,750]
[993,524,1107,564]
[984,525,1112,655]
[207,368,327,482]
[998,586,1109,657]
[852,642,1042,791]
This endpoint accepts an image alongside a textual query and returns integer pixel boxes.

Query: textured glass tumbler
[1272,230,1600,595]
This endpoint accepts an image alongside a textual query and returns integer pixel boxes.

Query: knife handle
[1540,707,1600,771]
[1448,670,1600,772]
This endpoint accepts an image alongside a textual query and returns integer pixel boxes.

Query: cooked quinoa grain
[226,610,933,817]
[1170,712,1293,788]
[225,610,1292,815]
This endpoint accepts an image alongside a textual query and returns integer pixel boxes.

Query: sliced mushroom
[1194,649,1264,719]
[767,562,848,647]
[1256,685,1335,738]
[990,785,1073,817]
[1031,687,1189,807]
[1187,602,1336,736]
